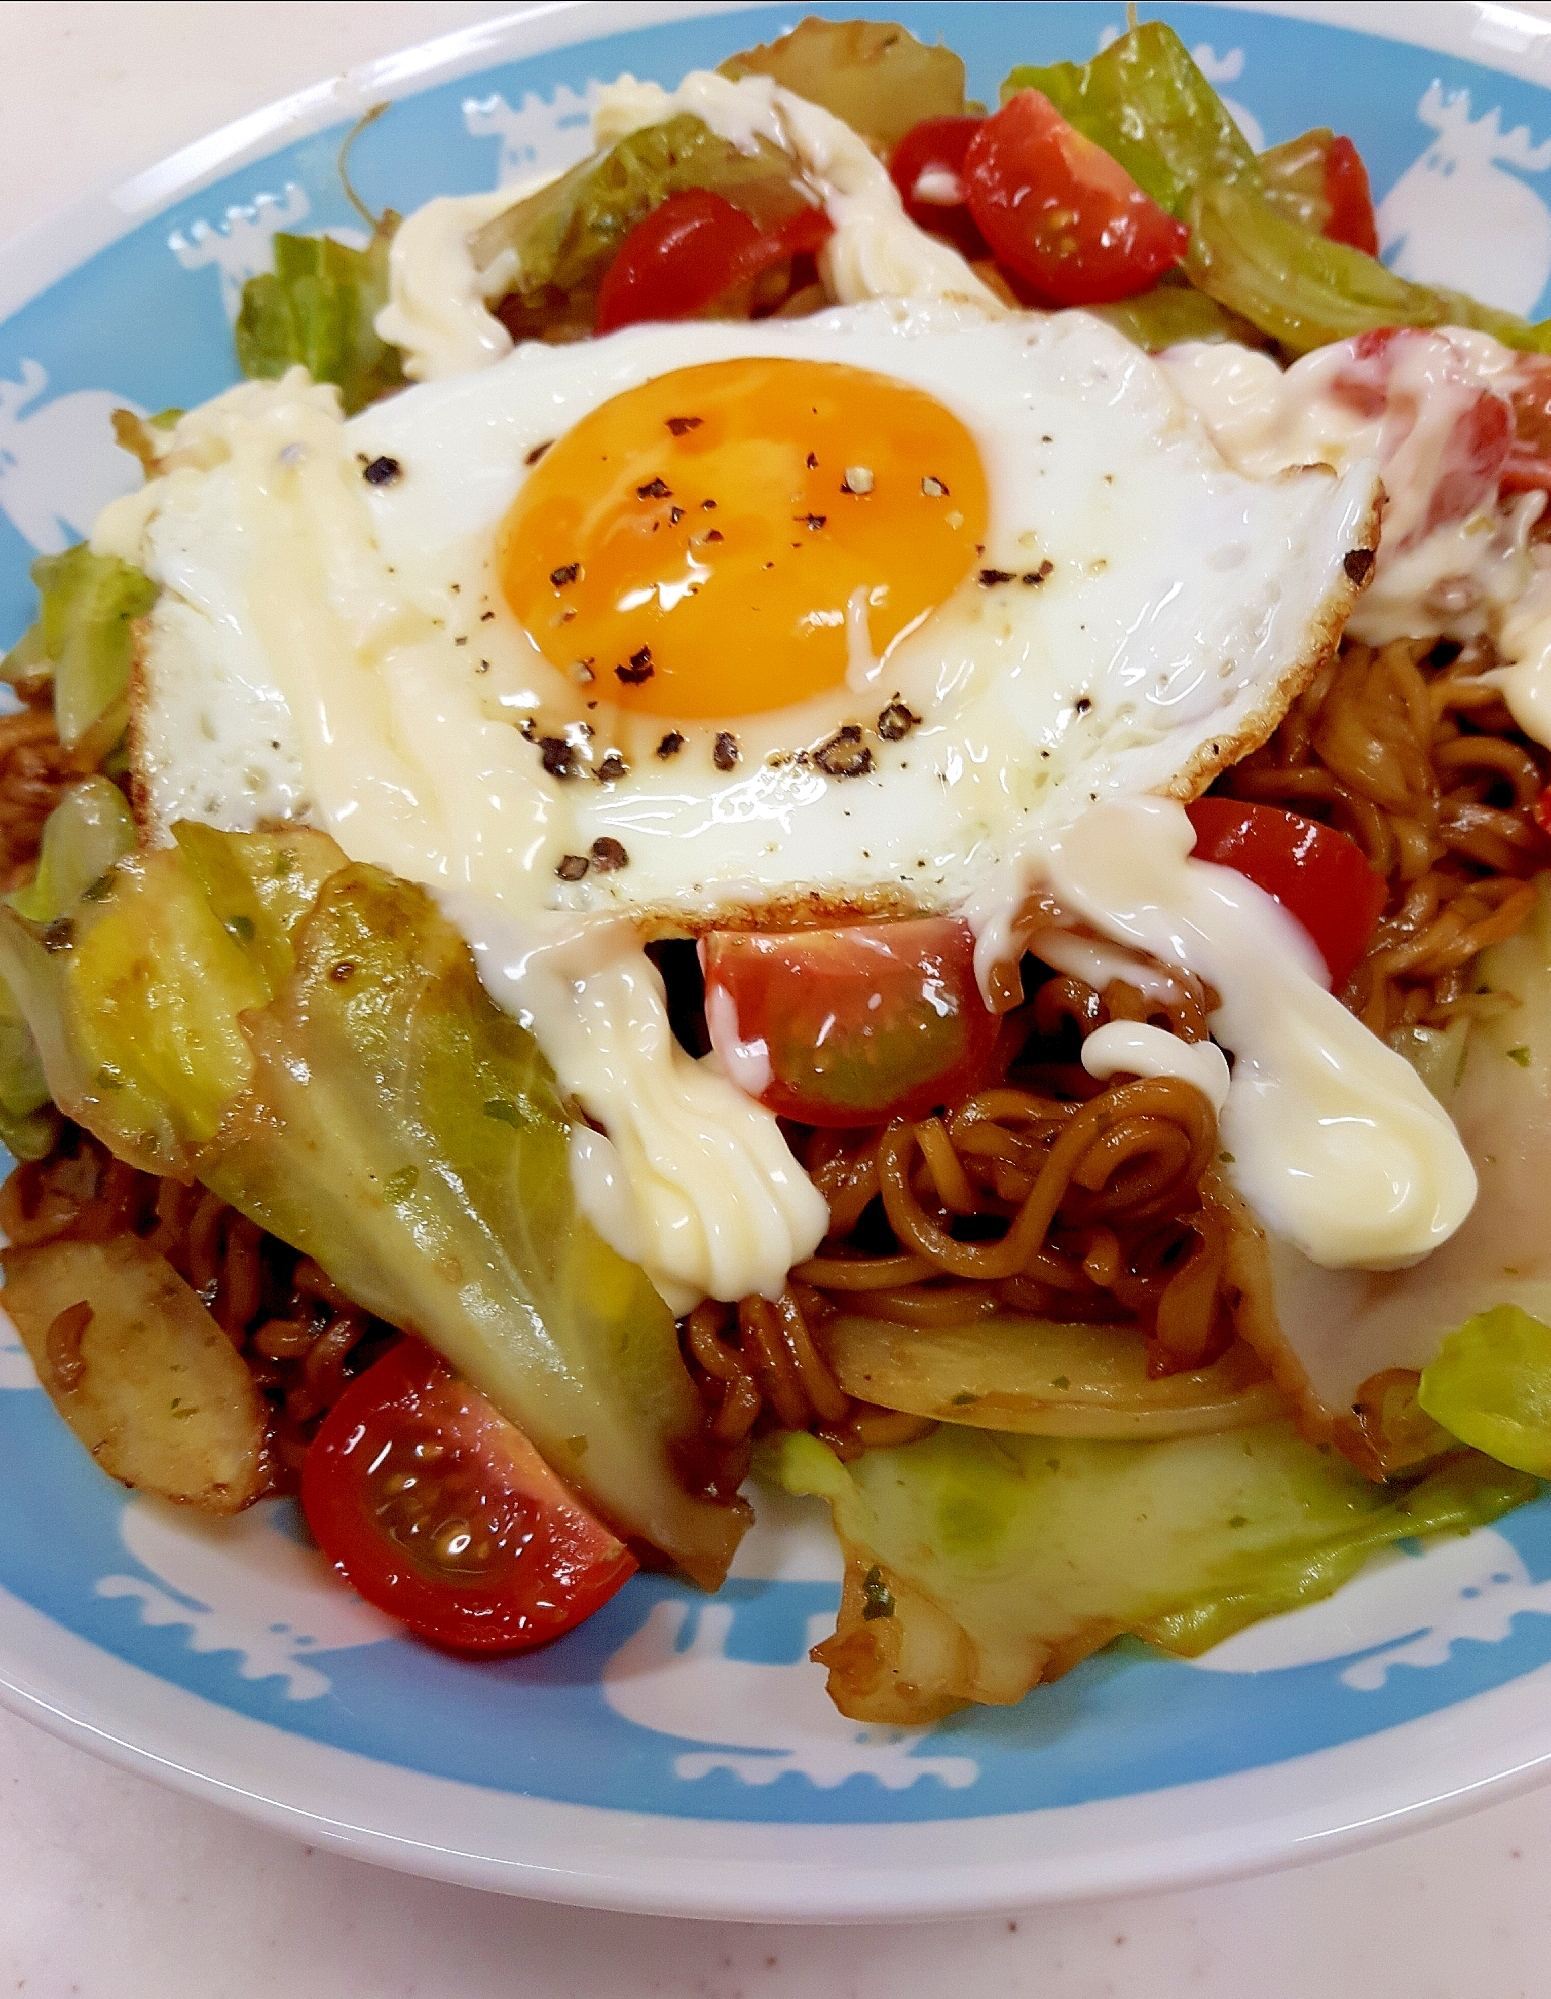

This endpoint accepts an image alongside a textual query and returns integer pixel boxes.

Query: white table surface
[5,4,1551,1993]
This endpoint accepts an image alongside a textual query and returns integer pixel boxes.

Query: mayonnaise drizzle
[1081,1020,1231,1111]
[375,188,522,383]
[969,797,1477,1270]
[379,70,1003,383]
[443,899,828,1313]
[1158,329,1540,652]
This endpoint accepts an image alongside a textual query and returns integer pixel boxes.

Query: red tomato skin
[1322,136,1379,256]
[302,1339,636,1654]
[1503,353,1551,496]
[1186,799,1386,989]
[889,115,989,256]
[1330,329,1514,543]
[595,188,832,334]
[702,917,999,1128]
[1535,784,1551,838]
[962,90,1189,307]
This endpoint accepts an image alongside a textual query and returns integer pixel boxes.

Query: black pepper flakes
[702,528,724,543]
[712,731,740,771]
[1344,547,1376,585]
[41,916,74,953]
[538,735,581,780]
[656,731,686,760]
[480,609,495,621]
[795,512,826,531]
[670,506,684,525]
[596,751,628,782]
[977,567,1015,587]
[362,455,401,487]
[590,836,629,872]
[550,561,581,588]
[665,416,702,437]
[1022,560,1054,585]
[637,476,671,500]
[616,646,654,685]
[877,699,921,742]
[806,451,818,469]
[812,726,874,779]
[329,959,355,983]
[555,853,590,882]
[525,440,553,465]
[1074,696,1092,715]
[702,497,717,510]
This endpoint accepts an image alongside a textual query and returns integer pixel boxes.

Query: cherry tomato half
[961,90,1189,307]
[701,916,998,1128]
[302,1338,636,1653]
[1322,136,1379,256]
[889,115,989,258]
[1186,798,1387,990]
[1329,328,1515,545]
[595,188,834,334]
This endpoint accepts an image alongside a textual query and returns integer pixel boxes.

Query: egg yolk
[501,357,989,718]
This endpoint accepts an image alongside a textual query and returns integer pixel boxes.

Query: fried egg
[94,298,1383,1311]
[111,300,1378,936]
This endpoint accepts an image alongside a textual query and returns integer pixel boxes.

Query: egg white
[116,301,1379,937]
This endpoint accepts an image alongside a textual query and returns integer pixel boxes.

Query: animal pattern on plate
[4,1,1551,1828]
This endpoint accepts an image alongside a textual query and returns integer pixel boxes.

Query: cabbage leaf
[766,1421,1534,1722]
[0,827,745,1584]
[468,114,812,313]
[1002,22,1551,358]
[194,863,744,1584]
[719,16,967,153]
[236,221,405,416]
[1,543,156,756]
[1004,22,1255,219]
[1421,1306,1551,1476]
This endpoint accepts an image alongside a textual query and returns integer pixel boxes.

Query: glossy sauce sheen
[968,796,1478,1272]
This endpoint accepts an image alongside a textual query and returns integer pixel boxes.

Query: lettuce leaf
[766,1421,1535,1722]
[1090,283,1258,353]
[719,16,967,152]
[468,113,812,309]
[1,544,156,756]
[235,221,405,417]
[1184,178,1551,357]
[1003,21,1255,219]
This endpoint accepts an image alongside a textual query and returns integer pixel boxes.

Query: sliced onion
[818,1312,1287,1439]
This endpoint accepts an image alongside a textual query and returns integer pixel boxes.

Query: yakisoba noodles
[1227,636,1547,1035]
[0,1127,395,1487]
[679,631,1551,1454]
[7,624,1551,1490]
